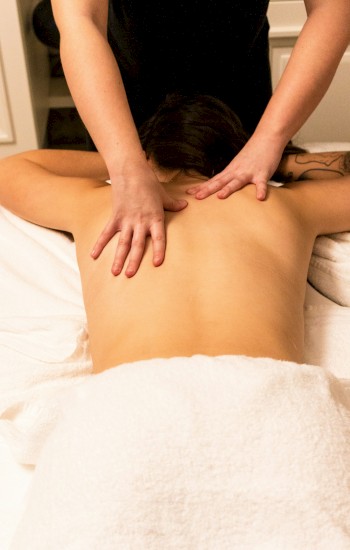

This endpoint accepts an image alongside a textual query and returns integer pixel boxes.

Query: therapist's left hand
[186,134,284,201]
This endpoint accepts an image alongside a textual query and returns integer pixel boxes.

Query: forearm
[7,149,109,180]
[51,1,184,276]
[58,17,146,176]
[254,0,350,150]
[0,152,104,232]
[275,151,350,182]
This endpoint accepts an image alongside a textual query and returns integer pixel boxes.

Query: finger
[124,226,147,278]
[217,179,245,199]
[91,222,119,259]
[186,184,202,195]
[187,174,227,197]
[194,173,232,199]
[254,180,268,201]
[163,196,188,212]
[111,227,133,276]
[150,220,166,267]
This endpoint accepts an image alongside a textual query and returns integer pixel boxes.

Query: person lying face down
[0,94,350,374]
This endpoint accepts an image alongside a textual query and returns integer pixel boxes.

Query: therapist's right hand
[90,163,188,277]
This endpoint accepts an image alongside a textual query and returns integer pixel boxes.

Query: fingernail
[125,266,135,276]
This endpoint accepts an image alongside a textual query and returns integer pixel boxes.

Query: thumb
[254,179,268,201]
[163,196,188,212]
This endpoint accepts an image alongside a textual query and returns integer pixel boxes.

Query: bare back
[74,176,315,373]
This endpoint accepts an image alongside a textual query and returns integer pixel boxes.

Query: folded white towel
[308,233,350,306]
[11,355,350,549]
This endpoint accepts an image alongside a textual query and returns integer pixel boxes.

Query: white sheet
[0,207,84,318]
[0,207,92,549]
[0,207,92,465]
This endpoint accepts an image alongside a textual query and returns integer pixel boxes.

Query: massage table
[1,143,350,548]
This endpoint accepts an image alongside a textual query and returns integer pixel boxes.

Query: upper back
[73,179,318,372]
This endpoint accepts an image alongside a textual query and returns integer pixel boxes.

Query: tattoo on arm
[275,152,350,182]
[342,151,350,173]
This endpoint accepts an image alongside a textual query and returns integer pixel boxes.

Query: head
[139,93,249,178]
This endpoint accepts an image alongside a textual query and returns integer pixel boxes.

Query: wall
[0,0,349,156]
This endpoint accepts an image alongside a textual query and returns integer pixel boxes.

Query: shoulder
[282,177,350,236]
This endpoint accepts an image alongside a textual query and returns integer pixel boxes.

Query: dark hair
[139,93,249,178]
[282,143,307,155]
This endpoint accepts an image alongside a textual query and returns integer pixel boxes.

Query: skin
[275,151,350,182]
[51,0,350,276]
[0,150,350,374]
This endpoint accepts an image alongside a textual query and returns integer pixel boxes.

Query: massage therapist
[52,0,350,276]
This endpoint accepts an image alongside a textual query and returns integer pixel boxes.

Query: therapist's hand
[186,134,284,201]
[91,164,188,277]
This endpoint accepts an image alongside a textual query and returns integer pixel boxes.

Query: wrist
[251,123,289,156]
[107,149,149,179]
[109,155,156,186]
[253,96,297,154]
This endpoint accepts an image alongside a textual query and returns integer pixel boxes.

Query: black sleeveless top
[108,0,271,133]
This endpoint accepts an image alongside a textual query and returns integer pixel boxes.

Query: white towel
[11,355,350,550]
[308,233,350,306]
[0,315,92,465]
